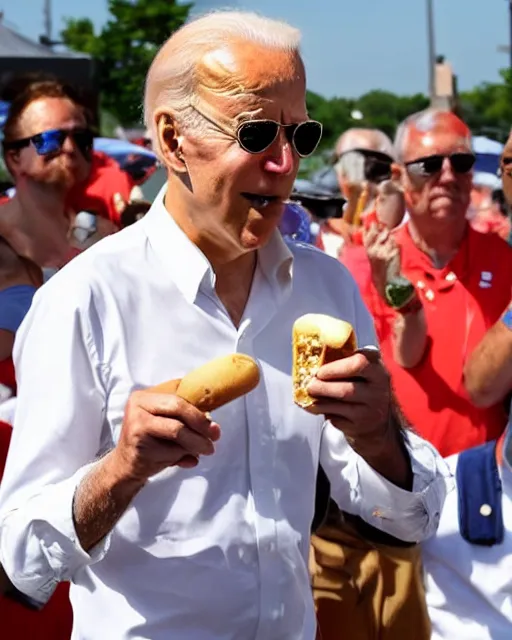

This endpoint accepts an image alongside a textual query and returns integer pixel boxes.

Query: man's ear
[154,110,187,173]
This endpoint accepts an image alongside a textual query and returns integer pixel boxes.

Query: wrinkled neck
[408,218,466,268]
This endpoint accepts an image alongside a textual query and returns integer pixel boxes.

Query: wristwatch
[501,306,512,331]
[384,275,417,310]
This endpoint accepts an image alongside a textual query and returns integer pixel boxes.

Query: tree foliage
[458,69,512,141]
[62,4,512,146]
[61,0,191,125]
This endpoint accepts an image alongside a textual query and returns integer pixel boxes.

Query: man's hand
[306,350,390,442]
[110,385,221,484]
[363,223,401,301]
[306,350,412,489]
[73,383,221,552]
[375,176,405,229]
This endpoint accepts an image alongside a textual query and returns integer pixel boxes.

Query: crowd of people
[0,9,510,640]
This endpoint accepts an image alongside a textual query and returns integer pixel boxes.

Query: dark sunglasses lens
[33,129,66,155]
[451,153,475,174]
[238,121,279,153]
[365,158,392,183]
[293,121,322,157]
[73,129,94,156]
[421,156,444,174]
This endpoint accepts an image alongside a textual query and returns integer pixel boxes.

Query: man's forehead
[20,97,82,130]
[196,40,303,103]
[337,130,394,157]
[403,111,472,159]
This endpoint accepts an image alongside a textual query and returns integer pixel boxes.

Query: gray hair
[144,10,301,144]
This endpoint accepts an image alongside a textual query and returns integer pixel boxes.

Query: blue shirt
[0,285,37,333]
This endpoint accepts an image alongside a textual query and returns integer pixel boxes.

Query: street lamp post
[426,0,437,100]
[43,0,52,42]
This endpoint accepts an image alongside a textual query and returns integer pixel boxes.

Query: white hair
[144,10,301,142]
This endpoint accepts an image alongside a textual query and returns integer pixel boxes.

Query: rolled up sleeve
[320,424,453,543]
[0,271,110,603]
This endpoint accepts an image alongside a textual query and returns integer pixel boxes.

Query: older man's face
[176,44,310,259]
[401,114,473,226]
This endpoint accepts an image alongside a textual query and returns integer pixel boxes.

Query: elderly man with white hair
[0,11,449,639]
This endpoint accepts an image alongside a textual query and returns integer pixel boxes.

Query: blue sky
[2,0,509,98]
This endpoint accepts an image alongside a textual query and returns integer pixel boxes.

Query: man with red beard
[364,109,512,456]
[0,80,92,280]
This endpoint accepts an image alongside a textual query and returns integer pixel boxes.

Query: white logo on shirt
[479,271,493,288]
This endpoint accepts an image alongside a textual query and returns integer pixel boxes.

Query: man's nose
[263,134,295,175]
[62,133,77,153]
[439,156,457,182]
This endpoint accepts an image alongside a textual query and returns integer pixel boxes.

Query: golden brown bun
[292,313,357,411]
[149,354,260,412]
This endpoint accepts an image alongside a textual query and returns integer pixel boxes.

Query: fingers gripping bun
[292,314,357,410]
[150,354,260,411]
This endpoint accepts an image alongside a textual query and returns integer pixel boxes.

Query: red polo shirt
[366,223,512,457]
[67,151,133,226]
[0,420,73,639]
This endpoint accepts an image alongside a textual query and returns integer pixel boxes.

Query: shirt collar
[142,185,294,304]
[397,222,472,290]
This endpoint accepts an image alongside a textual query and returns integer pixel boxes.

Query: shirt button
[480,504,492,517]
[425,289,435,302]
[445,271,456,282]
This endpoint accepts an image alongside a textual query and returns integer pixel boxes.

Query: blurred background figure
[0,80,91,279]
[278,201,314,244]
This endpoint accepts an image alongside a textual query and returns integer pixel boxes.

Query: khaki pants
[310,521,431,640]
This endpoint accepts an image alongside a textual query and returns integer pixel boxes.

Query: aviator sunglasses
[405,152,475,178]
[189,104,323,158]
[3,127,94,158]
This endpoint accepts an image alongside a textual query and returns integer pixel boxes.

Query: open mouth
[241,193,281,209]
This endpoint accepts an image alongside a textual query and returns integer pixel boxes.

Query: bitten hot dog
[292,313,357,411]
[150,353,260,411]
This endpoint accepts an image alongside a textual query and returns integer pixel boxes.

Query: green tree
[306,89,429,151]
[459,69,512,141]
[61,0,191,126]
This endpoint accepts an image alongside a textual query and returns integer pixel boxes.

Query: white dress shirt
[0,189,449,640]
[423,450,512,639]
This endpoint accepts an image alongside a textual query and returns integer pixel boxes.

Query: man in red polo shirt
[364,108,512,457]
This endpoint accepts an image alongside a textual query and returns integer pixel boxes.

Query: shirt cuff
[352,431,453,543]
[1,462,111,604]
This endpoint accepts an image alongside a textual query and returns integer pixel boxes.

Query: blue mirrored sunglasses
[3,127,93,158]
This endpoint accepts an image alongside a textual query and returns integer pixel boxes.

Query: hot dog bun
[292,313,357,411]
[150,353,260,412]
